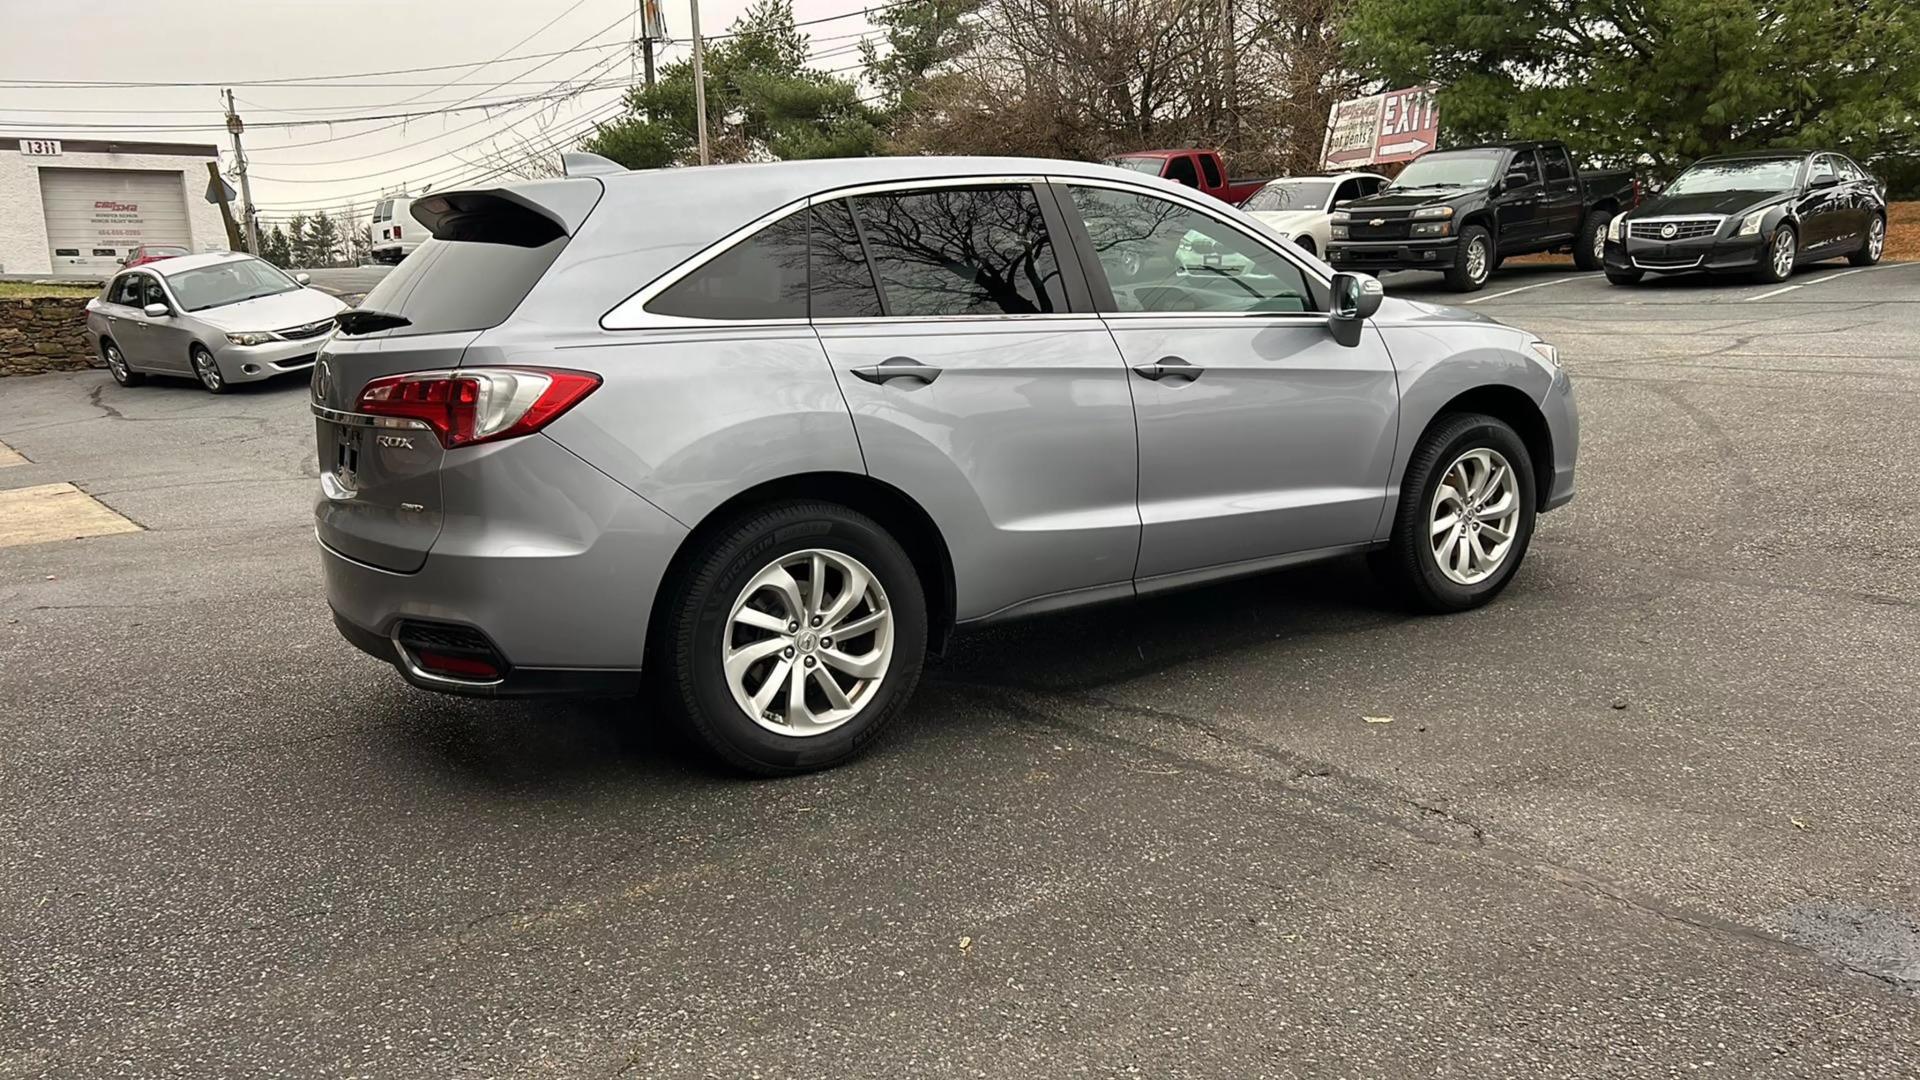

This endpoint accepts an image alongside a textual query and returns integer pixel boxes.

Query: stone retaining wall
[0,296,97,377]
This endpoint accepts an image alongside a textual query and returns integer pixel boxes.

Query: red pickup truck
[1104,149,1270,205]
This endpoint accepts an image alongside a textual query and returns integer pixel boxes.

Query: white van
[369,197,419,265]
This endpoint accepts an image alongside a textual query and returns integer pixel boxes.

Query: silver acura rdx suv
[314,154,1578,774]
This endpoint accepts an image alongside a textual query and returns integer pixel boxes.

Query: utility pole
[222,89,262,255]
[635,1,656,89]
[689,0,710,165]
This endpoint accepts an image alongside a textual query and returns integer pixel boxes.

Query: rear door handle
[851,356,941,385]
[1131,356,1202,382]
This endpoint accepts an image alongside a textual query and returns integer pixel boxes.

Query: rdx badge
[376,434,415,449]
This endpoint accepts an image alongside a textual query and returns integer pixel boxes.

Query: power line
[0,41,631,89]
[379,0,601,110]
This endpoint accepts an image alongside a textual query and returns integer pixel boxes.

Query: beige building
[0,136,229,277]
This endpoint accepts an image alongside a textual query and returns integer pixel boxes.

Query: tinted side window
[1166,156,1200,188]
[649,210,808,320]
[1809,156,1838,184]
[1333,179,1361,206]
[1542,146,1574,183]
[1507,151,1542,186]
[849,186,1067,316]
[141,276,170,310]
[109,274,142,306]
[1067,185,1316,315]
[1199,154,1223,188]
[810,200,884,318]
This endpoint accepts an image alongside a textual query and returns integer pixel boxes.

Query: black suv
[1326,140,1637,292]
[1602,150,1887,285]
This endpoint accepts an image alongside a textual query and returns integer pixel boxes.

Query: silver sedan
[84,252,345,393]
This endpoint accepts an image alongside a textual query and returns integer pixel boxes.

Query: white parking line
[1744,261,1915,301]
[1462,273,1603,305]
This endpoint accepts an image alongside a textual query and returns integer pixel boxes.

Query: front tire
[1444,226,1493,292]
[190,345,227,394]
[1849,214,1885,267]
[1293,236,1317,258]
[1377,413,1538,613]
[1753,225,1797,284]
[661,501,928,775]
[1574,210,1611,270]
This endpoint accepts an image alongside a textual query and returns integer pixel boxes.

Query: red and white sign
[1321,87,1441,169]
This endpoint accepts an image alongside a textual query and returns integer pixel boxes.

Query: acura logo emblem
[312,358,333,400]
[1659,222,1678,239]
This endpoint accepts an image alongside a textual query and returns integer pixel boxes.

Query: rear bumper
[329,606,640,697]
[1605,233,1767,274]
[1326,239,1459,274]
[318,432,688,697]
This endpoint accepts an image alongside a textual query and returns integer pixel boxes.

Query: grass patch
[0,281,100,299]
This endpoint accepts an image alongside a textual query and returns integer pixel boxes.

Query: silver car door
[99,273,149,368]
[811,184,1141,622]
[140,274,195,372]
[1057,181,1399,585]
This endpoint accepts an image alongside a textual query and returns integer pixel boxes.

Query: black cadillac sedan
[1603,150,1886,285]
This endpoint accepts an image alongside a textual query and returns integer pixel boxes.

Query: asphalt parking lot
[3,260,1918,1077]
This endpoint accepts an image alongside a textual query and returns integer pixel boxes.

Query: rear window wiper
[334,308,412,335]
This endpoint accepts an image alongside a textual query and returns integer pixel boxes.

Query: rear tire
[661,501,927,776]
[1849,214,1885,266]
[1574,210,1610,271]
[1605,268,1643,286]
[1444,226,1493,292]
[1293,236,1317,258]
[1377,413,1537,613]
[102,340,143,386]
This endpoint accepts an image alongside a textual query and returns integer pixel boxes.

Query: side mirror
[1808,173,1839,189]
[142,303,170,319]
[1504,171,1532,190]
[295,273,312,285]
[1328,272,1383,347]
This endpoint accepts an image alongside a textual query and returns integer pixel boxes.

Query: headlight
[1608,215,1627,240]
[1411,206,1455,220]
[1411,221,1450,237]
[1331,211,1351,224]
[1527,339,1559,367]
[1330,224,1349,240]
[1737,208,1769,236]
[225,331,273,346]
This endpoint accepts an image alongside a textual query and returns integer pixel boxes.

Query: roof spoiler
[562,152,626,177]
[411,180,606,241]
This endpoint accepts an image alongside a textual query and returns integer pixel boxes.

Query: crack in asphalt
[931,676,1916,1000]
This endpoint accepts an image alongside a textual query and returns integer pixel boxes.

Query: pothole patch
[1778,902,1920,995]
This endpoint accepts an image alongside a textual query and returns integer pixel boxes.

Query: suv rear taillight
[356,367,600,449]
[392,225,402,239]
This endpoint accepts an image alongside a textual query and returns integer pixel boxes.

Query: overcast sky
[0,0,874,225]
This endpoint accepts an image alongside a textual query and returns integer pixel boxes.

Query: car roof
[1261,172,1383,183]
[1694,150,1813,163]
[145,250,259,277]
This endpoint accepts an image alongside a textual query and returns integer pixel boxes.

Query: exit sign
[19,139,62,156]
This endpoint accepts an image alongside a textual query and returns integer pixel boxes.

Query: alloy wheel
[1466,238,1489,284]
[192,349,223,391]
[723,548,895,737]
[1870,218,1886,260]
[1771,229,1795,279]
[1592,226,1606,264]
[105,344,129,383]
[1429,447,1520,586]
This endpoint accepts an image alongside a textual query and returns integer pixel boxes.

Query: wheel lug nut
[787,621,798,633]
[804,656,816,668]
[810,615,822,627]
[783,646,795,658]
[820,637,832,649]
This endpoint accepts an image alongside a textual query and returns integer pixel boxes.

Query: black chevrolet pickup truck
[1326,140,1638,292]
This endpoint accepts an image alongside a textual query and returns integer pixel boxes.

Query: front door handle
[851,356,941,385]
[1131,356,1202,382]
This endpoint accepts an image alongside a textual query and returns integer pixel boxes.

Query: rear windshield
[373,199,391,222]
[352,235,566,336]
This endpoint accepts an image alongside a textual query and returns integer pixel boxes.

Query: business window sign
[1321,87,1441,169]
[19,139,63,156]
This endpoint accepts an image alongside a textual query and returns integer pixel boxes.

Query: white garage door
[40,168,192,275]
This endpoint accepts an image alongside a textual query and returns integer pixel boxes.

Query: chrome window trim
[310,402,433,431]
[599,171,1332,331]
